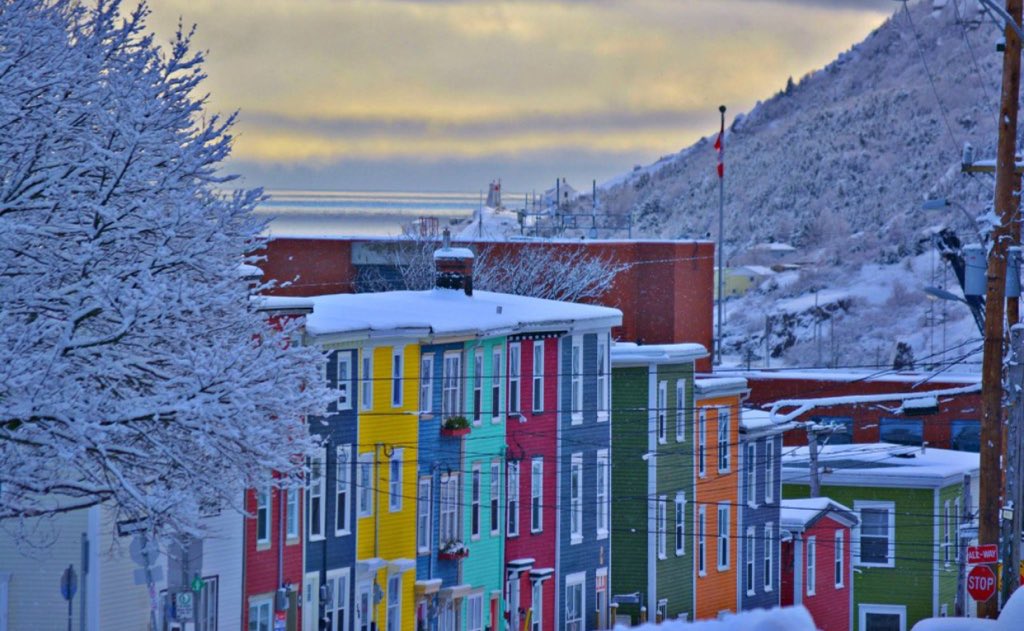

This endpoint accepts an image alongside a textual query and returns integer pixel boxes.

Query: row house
[609,342,708,624]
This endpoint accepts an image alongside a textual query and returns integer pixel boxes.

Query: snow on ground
[454,206,523,240]
[615,605,816,631]
[912,585,1024,630]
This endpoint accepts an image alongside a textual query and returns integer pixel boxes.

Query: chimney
[434,229,474,296]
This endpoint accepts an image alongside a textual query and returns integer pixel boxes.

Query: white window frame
[765,441,775,504]
[835,530,845,588]
[596,449,609,539]
[657,495,667,560]
[249,597,273,631]
[570,452,583,543]
[357,453,373,518]
[859,604,907,631]
[256,487,271,546]
[675,379,686,442]
[325,568,350,631]
[440,473,460,544]
[286,487,299,541]
[597,336,609,422]
[698,408,707,478]
[335,444,352,536]
[943,499,951,566]
[491,460,501,536]
[531,457,544,533]
[360,352,373,411]
[491,347,503,421]
[565,572,586,631]
[388,449,403,512]
[854,500,896,568]
[417,477,432,554]
[508,342,521,415]
[473,349,483,423]
[309,449,326,541]
[533,341,544,413]
[764,522,774,591]
[467,593,484,631]
[717,503,730,570]
[717,408,731,473]
[471,463,482,540]
[746,442,757,508]
[806,535,817,597]
[571,336,583,424]
[391,349,403,407]
[386,574,401,631]
[507,461,520,537]
[338,353,353,411]
[442,351,463,419]
[746,527,756,596]
[657,381,667,444]
[675,492,686,556]
[698,505,707,576]
[420,355,433,414]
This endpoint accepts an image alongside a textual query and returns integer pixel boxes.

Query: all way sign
[967,544,999,565]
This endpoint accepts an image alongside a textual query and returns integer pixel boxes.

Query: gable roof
[780,497,858,531]
[781,442,979,489]
[611,341,708,366]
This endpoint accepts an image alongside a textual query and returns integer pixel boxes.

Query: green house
[782,442,978,631]
[610,342,708,624]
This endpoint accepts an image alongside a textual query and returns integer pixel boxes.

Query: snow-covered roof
[433,246,474,260]
[779,497,857,530]
[304,288,622,342]
[738,265,774,276]
[725,368,980,386]
[781,442,979,488]
[252,295,315,313]
[621,604,816,631]
[695,376,748,397]
[740,408,793,434]
[237,263,263,278]
[751,242,796,252]
[611,342,708,365]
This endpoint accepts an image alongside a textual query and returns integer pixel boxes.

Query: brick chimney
[433,229,474,296]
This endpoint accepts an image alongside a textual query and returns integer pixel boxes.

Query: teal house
[782,443,978,631]
[610,342,708,624]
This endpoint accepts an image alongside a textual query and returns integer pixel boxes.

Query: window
[835,530,845,588]
[336,445,351,536]
[859,604,906,631]
[570,453,583,543]
[764,523,774,591]
[746,443,756,507]
[675,493,686,556]
[532,341,544,413]
[717,503,730,570]
[944,500,951,565]
[491,460,501,535]
[565,573,585,631]
[596,450,609,539]
[386,574,401,631]
[717,408,730,472]
[765,441,775,503]
[531,581,544,631]
[389,449,403,512]
[357,453,373,518]
[698,409,707,477]
[440,473,460,544]
[356,583,371,631]
[507,461,520,536]
[657,496,667,559]
[746,527,756,595]
[509,343,521,415]
[471,464,481,539]
[309,451,325,539]
[675,379,686,441]
[338,353,353,410]
[657,381,667,444]
[491,347,502,418]
[417,477,431,553]
[391,349,403,407]
[571,336,582,423]
[326,569,349,631]
[256,488,271,545]
[360,353,373,410]
[698,505,707,575]
[855,500,895,567]
[467,593,483,631]
[442,352,462,418]
[806,536,816,596]
[286,487,299,540]
[248,597,272,631]
[879,418,923,446]
[197,575,219,631]
[420,356,433,414]
[951,419,981,452]
[473,349,483,422]
[597,336,609,421]
[531,457,544,533]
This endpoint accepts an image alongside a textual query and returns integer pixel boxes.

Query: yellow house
[355,341,420,631]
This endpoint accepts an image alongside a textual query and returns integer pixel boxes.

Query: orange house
[693,377,747,619]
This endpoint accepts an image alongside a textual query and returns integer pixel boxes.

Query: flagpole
[716,104,726,366]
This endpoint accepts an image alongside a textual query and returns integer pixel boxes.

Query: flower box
[440,416,471,438]
[440,426,471,438]
[438,549,470,561]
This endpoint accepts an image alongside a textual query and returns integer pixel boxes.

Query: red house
[780,498,858,631]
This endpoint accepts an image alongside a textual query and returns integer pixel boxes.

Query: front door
[303,572,319,631]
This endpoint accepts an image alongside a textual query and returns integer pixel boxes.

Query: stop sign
[968,564,997,602]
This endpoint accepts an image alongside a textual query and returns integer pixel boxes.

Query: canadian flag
[714,121,724,178]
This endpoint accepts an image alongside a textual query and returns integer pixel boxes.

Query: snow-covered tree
[0,0,329,537]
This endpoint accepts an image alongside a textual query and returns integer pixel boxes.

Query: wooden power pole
[980,0,1022,619]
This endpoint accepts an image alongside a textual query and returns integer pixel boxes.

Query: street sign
[60,565,77,601]
[968,564,997,602]
[191,575,205,592]
[175,592,194,621]
[967,544,999,565]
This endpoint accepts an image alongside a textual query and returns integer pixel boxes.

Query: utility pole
[806,424,832,498]
[979,0,1022,619]
[715,104,726,365]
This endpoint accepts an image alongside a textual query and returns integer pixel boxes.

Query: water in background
[256,190,495,237]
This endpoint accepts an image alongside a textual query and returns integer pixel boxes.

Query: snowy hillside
[591,0,999,369]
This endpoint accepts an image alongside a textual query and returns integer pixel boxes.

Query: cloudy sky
[145,0,895,193]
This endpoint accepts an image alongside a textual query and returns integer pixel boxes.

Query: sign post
[968,564,998,603]
[60,564,77,631]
